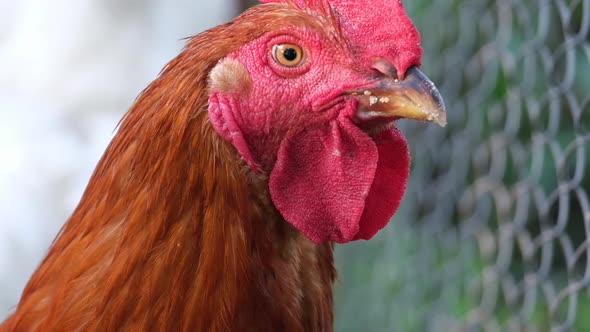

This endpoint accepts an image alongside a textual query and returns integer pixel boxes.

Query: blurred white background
[0,0,235,318]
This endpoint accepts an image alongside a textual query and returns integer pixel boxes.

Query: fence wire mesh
[333,0,590,331]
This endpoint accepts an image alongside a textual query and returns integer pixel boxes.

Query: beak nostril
[371,57,400,80]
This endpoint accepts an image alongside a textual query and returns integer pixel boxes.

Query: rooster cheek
[207,92,289,173]
[208,92,262,172]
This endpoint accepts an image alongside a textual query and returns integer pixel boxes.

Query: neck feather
[5,51,335,331]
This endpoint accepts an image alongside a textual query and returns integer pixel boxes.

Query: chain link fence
[334,0,590,331]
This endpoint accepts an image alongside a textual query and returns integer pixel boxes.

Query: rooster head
[207,0,446,243]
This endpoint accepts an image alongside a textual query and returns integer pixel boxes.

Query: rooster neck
[5,104,335,331]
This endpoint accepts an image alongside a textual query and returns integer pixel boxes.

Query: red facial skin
[209,0,422,243]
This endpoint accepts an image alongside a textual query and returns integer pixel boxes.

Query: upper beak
[354,66,447,127]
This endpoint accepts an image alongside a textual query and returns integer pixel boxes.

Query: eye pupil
[283,48,298,61]
[273,43,303,68]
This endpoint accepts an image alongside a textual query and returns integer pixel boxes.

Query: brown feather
[1,4,336,332]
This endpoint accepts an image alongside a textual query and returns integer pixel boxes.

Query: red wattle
[354,128,410,240]
[269,112,409,243]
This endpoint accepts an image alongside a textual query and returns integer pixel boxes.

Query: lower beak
[354,66,447,127]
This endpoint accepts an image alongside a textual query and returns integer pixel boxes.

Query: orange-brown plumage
[2,6,335,331]
[2,0,445,330]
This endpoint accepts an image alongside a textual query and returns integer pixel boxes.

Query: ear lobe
[208,58,252,95]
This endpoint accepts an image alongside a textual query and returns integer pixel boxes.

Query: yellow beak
[355,66,447,127]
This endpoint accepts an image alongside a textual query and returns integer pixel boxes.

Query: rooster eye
[273,44,304,67]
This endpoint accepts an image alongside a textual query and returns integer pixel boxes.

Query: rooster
[1,0,445,331]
